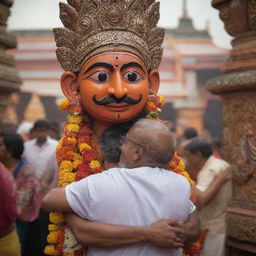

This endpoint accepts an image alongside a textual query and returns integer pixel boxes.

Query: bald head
[128,119,176,166]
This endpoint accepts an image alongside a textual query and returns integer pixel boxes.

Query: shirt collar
[33,136,51,146]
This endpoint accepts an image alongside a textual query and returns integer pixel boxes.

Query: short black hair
[99,122,134,163]
[183,127,198,140]
[184,138,212,158]
[0,132,24,160]
[33,119,50,130]
[211,138,222,149]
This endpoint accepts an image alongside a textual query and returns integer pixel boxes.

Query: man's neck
[197,157,208,172]
[4,158,19,173]
[36,138,47,147]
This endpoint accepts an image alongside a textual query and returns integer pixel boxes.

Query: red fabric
[0,162,16,230]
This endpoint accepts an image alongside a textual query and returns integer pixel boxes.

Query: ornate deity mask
[56,0,164,122]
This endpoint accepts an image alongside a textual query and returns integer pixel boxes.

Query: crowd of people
[0,119,59,256]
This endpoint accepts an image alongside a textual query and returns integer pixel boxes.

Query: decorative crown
[54,0,165,72]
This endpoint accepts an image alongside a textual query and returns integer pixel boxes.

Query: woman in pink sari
[0,132,41,253]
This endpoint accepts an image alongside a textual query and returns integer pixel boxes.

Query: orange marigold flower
[147,101,157,111]
[59,182,70,187]
[68,114,83,124]
[79,143,92,152]
[67,172,76,182]
[73,159,83,168]
[48,224,60,232]
[49,213,64,224]
[44,245,58,255]
[73,153,83,161]
[60,161,73,171]
[59,99,71,111]
[66,137,77,145]
[47,231,59,243]
[89,160,101,169]
[66,124,80,133]
[179,160,185,169]
[159,96,165,105]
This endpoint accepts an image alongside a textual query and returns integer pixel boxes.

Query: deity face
[77,52,150,123]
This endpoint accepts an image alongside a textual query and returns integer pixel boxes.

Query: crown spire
[182,0,189,18]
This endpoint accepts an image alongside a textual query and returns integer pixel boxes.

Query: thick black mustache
[93,94,142,105]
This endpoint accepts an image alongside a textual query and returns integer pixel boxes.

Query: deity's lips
[105,103,130,112]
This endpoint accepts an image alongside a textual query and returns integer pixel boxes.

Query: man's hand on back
[144,219,185,248]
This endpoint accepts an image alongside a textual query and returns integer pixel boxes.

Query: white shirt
[66,167,195,256]
[196,155,232,256]
[23,137,58,182]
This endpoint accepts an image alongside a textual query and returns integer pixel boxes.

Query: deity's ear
[60,72,80,100]
[148,69,160,95]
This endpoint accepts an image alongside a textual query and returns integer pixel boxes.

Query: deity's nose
[107,71,128,99]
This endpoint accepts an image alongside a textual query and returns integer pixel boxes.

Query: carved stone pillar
[0,0,21,131]
[208,0,256,255]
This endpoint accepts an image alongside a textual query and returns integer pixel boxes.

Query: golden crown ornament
[54,0,165,72]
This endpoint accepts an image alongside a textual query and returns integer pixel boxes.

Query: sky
[8,0,232,49]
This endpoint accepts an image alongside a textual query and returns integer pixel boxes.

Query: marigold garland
[45,96,198,256]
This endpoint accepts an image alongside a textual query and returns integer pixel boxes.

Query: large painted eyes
[123,71,143,82]
[88,71,110,83]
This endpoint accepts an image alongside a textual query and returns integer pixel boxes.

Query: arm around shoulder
[42,187,73,213]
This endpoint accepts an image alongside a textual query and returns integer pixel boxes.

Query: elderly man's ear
[133,147,144,162]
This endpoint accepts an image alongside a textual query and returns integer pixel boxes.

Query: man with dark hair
[183,127,198,140]
[43,119,199,256]
[99,121,134,168]
[184,138,232,256]
[23,119,58,188]
[23,120,58,256]
[177,127,198,157]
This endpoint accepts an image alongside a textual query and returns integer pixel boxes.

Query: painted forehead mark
[114,55,119,67]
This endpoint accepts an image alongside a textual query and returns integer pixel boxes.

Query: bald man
[42,119,198,256]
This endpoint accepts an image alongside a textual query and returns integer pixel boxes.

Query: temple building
[8,1,228,139]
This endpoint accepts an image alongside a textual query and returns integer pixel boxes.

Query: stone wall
[0,0,21,131]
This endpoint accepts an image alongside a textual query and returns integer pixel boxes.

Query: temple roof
[166,0,210,39]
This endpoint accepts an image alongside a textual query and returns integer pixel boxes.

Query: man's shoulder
[207,155,230,171]
[24,139,36,148]
[47,137,58,145]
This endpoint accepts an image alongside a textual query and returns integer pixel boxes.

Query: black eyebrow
[120,62,145,73]
[83,62,114,74]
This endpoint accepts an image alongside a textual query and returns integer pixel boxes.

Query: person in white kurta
[184,138,232,256]
[65,166,195,256]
